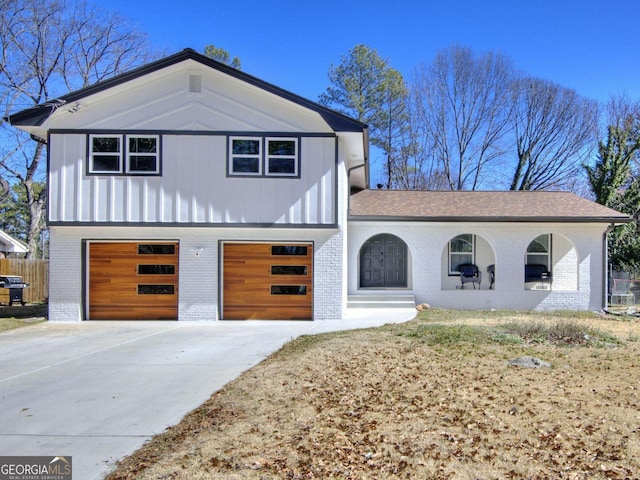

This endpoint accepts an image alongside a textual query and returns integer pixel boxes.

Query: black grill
[0,276,29,306]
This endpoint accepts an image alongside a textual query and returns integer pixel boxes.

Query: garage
[222,243,313,320]
[87,242,179,320]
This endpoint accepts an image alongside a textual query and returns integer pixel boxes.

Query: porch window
[525,234,553,289]
[449,234,474,275]
[526,234,551,268]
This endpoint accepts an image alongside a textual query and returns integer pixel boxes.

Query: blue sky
[98,0,640,104]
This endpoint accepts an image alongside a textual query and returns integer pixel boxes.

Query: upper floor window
[449,234,474,275]
[89,134,160,175]
[229,136,299,177]
[127,136,159,173]
[90,135,121,173]
[267,138,298,176]
[229,137,262,175]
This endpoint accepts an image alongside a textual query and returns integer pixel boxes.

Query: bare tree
[509,77,598,190]
[63,1,155,89]
[0,0,153,257]
[412,46,514,190]
[387,86,449,190]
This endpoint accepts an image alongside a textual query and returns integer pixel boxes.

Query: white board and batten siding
[45,58,346,226]
[49,134,337,225]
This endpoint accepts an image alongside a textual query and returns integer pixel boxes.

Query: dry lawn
[0,304,47,325]
[107,310,640,479]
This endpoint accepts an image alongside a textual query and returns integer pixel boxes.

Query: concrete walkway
[0,308,416,479]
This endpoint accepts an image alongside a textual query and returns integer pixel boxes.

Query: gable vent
[188,74,202,93]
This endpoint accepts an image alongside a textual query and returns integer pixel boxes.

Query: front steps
[347,294,416,309]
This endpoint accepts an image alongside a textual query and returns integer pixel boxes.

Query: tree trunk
[23,143,46,259]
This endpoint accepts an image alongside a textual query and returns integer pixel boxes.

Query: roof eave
[5,48,367,133]
[348,214,633,224]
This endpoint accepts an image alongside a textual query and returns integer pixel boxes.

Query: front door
[360,234,407,288]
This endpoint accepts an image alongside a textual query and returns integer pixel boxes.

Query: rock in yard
[416,303,430,311]
[508,356,551,368]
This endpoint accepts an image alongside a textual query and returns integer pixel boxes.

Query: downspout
[603,223,616,310]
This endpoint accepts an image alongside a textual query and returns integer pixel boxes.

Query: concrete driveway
[0,308,415,479]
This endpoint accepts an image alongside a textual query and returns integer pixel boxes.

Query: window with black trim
[229,137,262,175]
[89,134,161,175]
[449,234,474,275]
[267,138,297,175]
[127,136,159,173]
[526,234,551,268]
[229,136,299,177]
[90,135,121,173]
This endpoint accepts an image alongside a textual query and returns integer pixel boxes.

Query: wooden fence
[0,259,49,304]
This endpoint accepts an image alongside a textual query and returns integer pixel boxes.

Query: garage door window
[271,265,307,275]
[138,285,175,295]
[271,285,307,295]
[138,244,176,255]
[138,265,176,275]
[272,245,308,256]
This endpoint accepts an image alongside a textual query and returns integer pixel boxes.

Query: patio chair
[487,264,495,290]
[524,264,552,286]
[610,271,635,306]
[458,263,482,289]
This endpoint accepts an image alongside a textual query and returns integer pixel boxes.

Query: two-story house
[5,49,630,321]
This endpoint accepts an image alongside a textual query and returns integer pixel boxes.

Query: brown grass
[107,310,640,480]
[0,314,46,332]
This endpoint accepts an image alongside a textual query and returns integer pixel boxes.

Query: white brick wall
[49,227,84,321]
[348,221,608,311]
[48,225,345,322]
[49,215,607,321]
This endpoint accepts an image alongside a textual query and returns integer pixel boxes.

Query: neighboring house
[0,230,29,258]
[4,49,630,321]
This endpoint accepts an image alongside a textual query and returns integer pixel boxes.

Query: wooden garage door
[223,243,312,320]
[88,242,179,320]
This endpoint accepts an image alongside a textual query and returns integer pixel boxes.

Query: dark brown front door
[360,234,407,288]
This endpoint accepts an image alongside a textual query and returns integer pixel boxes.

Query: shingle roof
[349,190,630,223]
